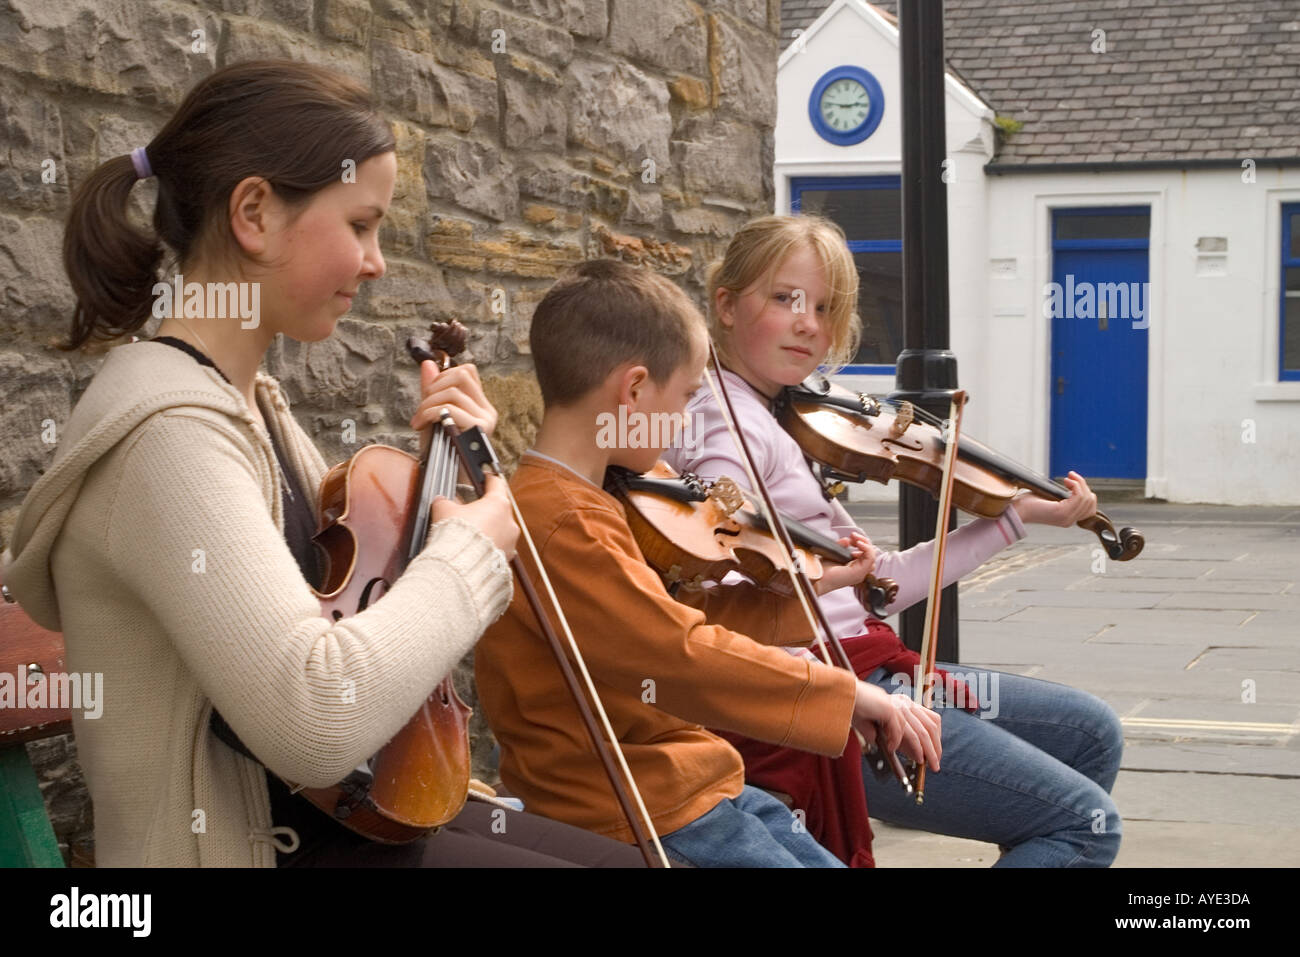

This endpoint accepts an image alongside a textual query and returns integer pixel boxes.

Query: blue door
[1049,208,1150,479]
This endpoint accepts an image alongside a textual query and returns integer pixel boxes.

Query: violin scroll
[855,575,899,619]
[1086,515,1145,562]
[407,319,470,370]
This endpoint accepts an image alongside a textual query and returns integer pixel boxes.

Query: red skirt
[712,620,980,868]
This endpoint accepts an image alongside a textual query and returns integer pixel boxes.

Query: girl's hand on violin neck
[814,532,878,595]
[431,474,520,560]
[851,681,942,772]
[410,360,499,436]
[1010,471,1098,527]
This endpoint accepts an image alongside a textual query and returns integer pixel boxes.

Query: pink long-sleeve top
[661,370,1027,643]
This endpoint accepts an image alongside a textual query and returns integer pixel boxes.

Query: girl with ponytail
[4,59,638,868]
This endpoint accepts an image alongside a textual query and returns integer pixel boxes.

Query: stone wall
[0,0,780,864]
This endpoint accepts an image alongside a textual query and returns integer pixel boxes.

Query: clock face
[819,78,871,133]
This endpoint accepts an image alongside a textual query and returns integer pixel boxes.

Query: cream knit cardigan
[2,340,513,866]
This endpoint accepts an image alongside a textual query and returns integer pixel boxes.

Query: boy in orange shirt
[474,259,941,867]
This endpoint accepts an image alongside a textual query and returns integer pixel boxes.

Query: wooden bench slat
[1,568,72,743]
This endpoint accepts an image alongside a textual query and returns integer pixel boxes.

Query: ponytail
[60,153,165,350]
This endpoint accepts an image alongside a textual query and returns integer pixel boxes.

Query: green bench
[0,572,71,867]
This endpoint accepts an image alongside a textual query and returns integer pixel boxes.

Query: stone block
[708,12,776,121]
[669,205,742,236]
[588,223,693,275]
[425,218,583,279]
[265,317,397,412]
[321,0,372,46]
[222,22,367,85]
[453,0,572,62]
[502,73,567,150]
[0,351,72,499]
[565,57,672,164]
[372,41,498,134]
[351,257,453,324]
[498,0,608,38]
[0,0,218,108]
[516,155,628,221]
[212,0,313,32]
[377,121,429,258]
[0,215,76,345]
[708,0,768,28]
[0,73,67,214]
[607,0,708,75]
[482,370,543,470]
[371,0,447,28]
[625,187,664,227]
[672,117,765,203]
[669,74,712,111]
[424,135,519,222]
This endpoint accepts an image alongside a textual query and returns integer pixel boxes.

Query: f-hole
[358,577,389,612]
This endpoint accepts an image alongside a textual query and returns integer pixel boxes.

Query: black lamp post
[891,0,961,661]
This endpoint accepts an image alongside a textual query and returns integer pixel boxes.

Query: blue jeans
[862,663,1123,867]
[660,785,847,868]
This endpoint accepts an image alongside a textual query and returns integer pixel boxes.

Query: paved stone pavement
[841,501,1300,868]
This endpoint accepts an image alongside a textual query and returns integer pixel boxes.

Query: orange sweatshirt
[474,453,858,844]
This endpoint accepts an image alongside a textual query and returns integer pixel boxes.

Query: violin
[774,372,1144,562]
[606,461,899,616]
[607,458,913,793]
[293,321,479,843]
[302,321,671,864]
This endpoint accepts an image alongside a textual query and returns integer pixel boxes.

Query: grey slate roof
[781,0,1300,166]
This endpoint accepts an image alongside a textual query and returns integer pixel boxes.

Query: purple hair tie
[130,146,153,180]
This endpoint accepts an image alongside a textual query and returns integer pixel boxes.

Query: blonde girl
[664,214,1123,867]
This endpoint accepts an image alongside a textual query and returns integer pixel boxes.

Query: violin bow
[700,342,913,795]
[409,335,670,868]
[912,390,966,805]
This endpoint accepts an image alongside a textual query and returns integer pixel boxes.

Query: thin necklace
[171,316,215,358]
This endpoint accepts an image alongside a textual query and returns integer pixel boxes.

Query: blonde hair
[706,214,861,371]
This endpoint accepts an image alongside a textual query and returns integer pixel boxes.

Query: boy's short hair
[530,259,705,406]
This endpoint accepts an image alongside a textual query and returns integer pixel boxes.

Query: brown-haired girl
[2,60,638,867]
[664,213,1124,867]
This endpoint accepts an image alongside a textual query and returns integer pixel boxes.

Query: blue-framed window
[1052,205,1151,249]
[791,175,901,374]
[1281,203,1300,381]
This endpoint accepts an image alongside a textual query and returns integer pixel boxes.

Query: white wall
[984,167,1300,505]
[776,0,1300,505]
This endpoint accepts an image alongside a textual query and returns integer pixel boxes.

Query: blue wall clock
[808,66,884,146]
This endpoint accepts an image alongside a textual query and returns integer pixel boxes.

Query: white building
[778,0,1300,505]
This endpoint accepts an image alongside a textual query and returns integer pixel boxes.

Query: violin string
[433,429,455,499]
[702,362,836,670]
[502,484,671,868]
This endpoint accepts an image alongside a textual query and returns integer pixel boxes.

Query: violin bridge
[890,401,914,437]
[708,477,745,518]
